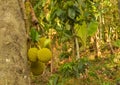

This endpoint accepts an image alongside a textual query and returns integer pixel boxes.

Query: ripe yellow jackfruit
[28,47,38,62]
[31,61,45,76]
[37,48,52,63]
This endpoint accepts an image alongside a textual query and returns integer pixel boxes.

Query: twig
[75,37,80,60]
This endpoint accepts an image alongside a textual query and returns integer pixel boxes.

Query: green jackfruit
[37,37,51,48]
[37,37,46,48]
[37,48,52,63]
[31,61,45,76]
[28,47,38,62]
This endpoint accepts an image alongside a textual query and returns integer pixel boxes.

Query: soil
[0,0,30,85]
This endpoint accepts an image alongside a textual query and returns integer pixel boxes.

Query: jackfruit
[28,47,38,62]
[31,61,45,76]
[37,37,46,48]
[37,48,52,63]
[37,37,51,48]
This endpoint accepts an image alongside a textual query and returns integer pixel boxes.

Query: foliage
[47,55,120,85]
[87,20,98,37]
[47,58,89,85]
[59,58,89,78]
[30,27,39,42]
[75,21,87,48]
[113,39,120,48]
[47,74,62,85]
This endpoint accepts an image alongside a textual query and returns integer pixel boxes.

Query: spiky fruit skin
[28,48,38,62]
[37,48,52,63]
[31,61,45,76]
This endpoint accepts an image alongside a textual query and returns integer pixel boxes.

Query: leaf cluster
[59,58,89,78]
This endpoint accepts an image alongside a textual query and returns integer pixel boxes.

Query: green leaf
[75,22,87,48]
[56,8,64,17]
[68,8,76,20]
[113,39,120,47]
[54,8,66,21]
[63,1,74,8]
[30,27,39,42]
[65,23,71,30]
[44,39,51,47]
[87,21,98,36]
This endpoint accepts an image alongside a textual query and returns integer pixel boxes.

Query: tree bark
[118,0,120,19]
[0,0,30,85]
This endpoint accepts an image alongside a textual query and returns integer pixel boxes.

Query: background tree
[0,0,30,85]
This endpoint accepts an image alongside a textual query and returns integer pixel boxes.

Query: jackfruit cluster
[27,47,52,75]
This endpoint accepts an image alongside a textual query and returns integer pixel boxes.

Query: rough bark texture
[0,0,30,85]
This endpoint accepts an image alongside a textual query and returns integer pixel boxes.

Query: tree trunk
[118,0,120,19]
[0,0,30,85]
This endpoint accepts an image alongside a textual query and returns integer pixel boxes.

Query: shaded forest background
[24,0,120,85]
